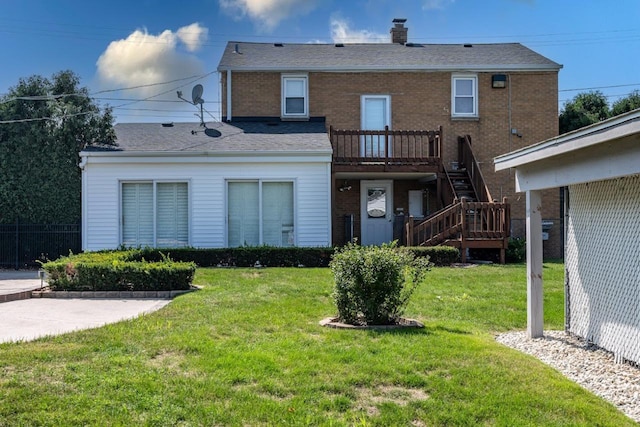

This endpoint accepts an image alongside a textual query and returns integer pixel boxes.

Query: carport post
[526,190,544,338]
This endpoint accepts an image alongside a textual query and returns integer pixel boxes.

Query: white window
[281,74,308,118]
[452,75,478,117]
[121,182,189,248]
[227,180,294,247]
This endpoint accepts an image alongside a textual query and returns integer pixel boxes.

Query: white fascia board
[514,135,640,192]
[80,150,332,165]
[495,111,640,171]
[218,64,561,73]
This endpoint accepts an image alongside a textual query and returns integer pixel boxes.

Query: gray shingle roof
[217,42,561,72]
[85,121,331,153]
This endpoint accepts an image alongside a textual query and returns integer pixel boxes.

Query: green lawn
[0,263,634,426]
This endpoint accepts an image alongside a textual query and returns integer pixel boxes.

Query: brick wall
[224,69,562,258]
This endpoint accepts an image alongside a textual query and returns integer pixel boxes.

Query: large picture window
[227,180,294,247]
[281,74,308,118]
[121,182,189,248]
[452,75,478,117]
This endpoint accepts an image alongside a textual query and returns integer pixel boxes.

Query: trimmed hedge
[132,246,458,268]
[403,246,460,266]
[132,247,335,268]
[41,245,459,291]
[42,250,195,291]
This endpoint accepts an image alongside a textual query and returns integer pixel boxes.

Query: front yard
[0,263,634,425]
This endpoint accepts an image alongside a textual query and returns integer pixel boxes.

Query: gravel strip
[496,330,640,423]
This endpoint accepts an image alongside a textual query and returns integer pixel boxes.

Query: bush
[132,247,334,268]
[42,251,195,291]
[329,242,430,326]
[506,238,526,263]
[403,246,460,266]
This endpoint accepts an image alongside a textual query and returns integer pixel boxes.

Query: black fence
[0,222,81,269]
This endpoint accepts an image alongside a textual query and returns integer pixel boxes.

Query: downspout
[226,70,232,122]
[79,154,88,251]
[503,73,512,201]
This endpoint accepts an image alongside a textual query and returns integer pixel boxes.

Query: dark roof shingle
[217,42,561,72]
[85,121,331,153]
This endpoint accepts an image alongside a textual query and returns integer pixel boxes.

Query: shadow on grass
[363,324,471,337]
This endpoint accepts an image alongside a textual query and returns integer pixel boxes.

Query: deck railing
[406,198,510,248]
[330,125,442,167]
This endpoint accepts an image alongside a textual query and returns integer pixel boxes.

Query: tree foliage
[559,91,610,134]
[559,90,640,134]
[611,90,640,116]
[0,70,115,224]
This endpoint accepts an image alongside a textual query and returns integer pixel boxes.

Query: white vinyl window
[452,75,478,117]
[281,74,308,118]
[121,182,189,248]
[227,180,294,247]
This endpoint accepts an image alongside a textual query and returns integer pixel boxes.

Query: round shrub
[329,242,430,326]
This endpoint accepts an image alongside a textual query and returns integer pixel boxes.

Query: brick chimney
[390,18,408,44]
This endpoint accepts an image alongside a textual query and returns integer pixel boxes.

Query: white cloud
[422,0,455,10]
[95,24,209,121]
[330,18,387,44]
[219,0,318,31]
[176,23,209,52]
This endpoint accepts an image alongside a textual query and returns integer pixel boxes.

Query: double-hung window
[452,75,478,117]
[281,74,308,118]
[227,180,294,247]
[121,182,189,248]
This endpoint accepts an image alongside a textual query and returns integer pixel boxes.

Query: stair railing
[458,135,492,202]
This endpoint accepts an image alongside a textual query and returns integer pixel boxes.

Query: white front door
[361,180,393,246]
[361,95,391,157]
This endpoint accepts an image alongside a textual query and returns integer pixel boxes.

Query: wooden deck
[330,126,442,173]
[406,198,510,263]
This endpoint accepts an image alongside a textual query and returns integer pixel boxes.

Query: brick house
[217,19,563,260]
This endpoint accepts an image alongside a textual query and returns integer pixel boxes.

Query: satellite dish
[204,128,221,138]
[191,84,204,104]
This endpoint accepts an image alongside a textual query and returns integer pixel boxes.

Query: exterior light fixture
[492,74,507,88]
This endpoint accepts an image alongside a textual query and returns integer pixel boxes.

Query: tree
[559,91,611,134]
[0,70,115,224]
[611,90,640,116]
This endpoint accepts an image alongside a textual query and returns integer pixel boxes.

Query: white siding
[566,175,640,364]
[82,157,331,250]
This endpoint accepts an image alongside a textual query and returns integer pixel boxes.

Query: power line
[560,83,640,92]
[0,111,91,124]
[1,72,219,105]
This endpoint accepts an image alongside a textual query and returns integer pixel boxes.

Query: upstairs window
[452,75,478,117]
[282,74,308,118]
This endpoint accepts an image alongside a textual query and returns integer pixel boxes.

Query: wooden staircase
[405,135,510,263]
[447,168,477,202]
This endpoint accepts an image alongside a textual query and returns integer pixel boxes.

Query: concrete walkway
[0,271,172,343]
[0,270,42,296]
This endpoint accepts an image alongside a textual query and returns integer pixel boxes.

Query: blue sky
[1,0,639,123]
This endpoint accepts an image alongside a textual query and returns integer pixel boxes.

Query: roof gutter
[80,149,333,158]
